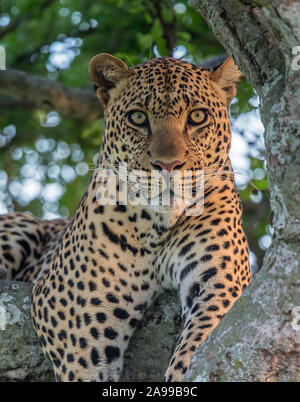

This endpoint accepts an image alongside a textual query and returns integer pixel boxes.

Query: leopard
[0,53,251,382]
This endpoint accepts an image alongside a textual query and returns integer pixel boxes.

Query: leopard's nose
[151,160,186,174]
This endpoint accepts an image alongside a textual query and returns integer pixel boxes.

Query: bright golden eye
[128,111,148,127]
[189,109,208,125]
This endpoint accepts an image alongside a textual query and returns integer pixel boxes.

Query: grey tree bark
[185,0,300,381]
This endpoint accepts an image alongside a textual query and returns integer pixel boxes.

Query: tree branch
[143,0,177,56]
[0,68,102,121]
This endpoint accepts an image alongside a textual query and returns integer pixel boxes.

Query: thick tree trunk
[185,0,300,381]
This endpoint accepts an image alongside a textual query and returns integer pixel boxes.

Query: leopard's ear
[89,53,129,106]
[211,57,243,106]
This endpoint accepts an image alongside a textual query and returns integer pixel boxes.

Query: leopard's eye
[188,109,208,125]
[127,111,148,127]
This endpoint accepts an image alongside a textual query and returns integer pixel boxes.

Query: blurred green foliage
[0,0,270,271]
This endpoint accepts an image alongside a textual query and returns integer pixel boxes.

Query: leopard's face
[89,54,241,223]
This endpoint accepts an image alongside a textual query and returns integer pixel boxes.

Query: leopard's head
[89,54,242,223]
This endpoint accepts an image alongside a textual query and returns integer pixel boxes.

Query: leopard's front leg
[159,204,251,382]
[31,214,160,382]
[32,260,159,381]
